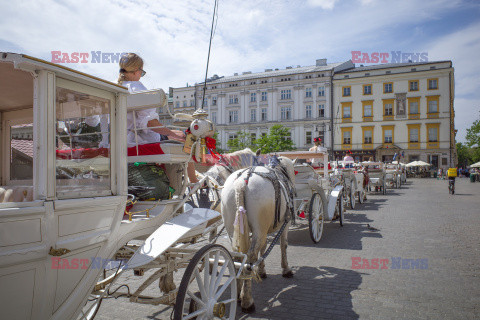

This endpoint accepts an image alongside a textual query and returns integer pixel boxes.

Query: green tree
[465,112,480,163]
[255,125,296,153]
[456,142,472,167]
[226,131,255,152]
[212,131,225,154]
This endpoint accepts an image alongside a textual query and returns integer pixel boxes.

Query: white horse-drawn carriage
[276,150,347,243]
[363,161,387,194]
[385,163,402,189]
[0,53,245,320]
[331,161,368,209]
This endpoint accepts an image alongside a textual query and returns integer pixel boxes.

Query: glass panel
[10,123,34,181]
[364,105,372,117]
[428,100,438,113]
[410,102,419,114]
[56,87,111,196]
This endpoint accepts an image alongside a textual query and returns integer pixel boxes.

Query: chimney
[286,66,292,69]
[242,71,252,75]
[265,69,273,72]
[234,73,238,76]
[316,58,327,66]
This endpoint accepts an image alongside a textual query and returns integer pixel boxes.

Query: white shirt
[123,81,163,147]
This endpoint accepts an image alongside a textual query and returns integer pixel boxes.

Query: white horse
[221,156,296,313]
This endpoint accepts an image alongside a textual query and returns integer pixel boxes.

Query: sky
[0,0,479,142]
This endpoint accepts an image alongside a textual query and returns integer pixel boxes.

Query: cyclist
[447,167,457,194]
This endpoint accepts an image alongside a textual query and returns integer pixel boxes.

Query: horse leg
[240,234,262,313]
[280,221,294,278]
[258,237,268,279]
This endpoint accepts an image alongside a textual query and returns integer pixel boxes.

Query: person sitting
[118,53,198,183]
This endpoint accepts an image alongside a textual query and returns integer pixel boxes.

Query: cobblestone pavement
[96,178,480,320]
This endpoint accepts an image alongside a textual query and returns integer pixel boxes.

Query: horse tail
[232,178,251,254]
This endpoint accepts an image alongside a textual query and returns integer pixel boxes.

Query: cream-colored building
[333,61,455,169]
[194,59,354,152]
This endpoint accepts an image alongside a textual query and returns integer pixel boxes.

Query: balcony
[408,113,420,120]
[427,142,439,149]
[362,143,373,150]
[427,112,439,119]
[408,142,420,149]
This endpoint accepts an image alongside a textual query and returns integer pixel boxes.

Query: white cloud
[307,0,339,10]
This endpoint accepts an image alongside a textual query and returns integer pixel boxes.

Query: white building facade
[195,59,354,152]
[332,61,456,169]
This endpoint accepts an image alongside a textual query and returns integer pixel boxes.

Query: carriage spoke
[182,307,207,320]
[203,253,210,296]
[213,257,229,292]
[195,268,207,300]
[187,290,205,307]
[218,297,236,305]
[214,274,235,300]
[209,251,220,296]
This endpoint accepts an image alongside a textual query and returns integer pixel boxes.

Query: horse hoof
[259,272,267,279]
[282,270,294,278]
[242,303,256,313]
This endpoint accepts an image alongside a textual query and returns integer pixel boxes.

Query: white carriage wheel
[349,182,356,209]
[77,267,121,320]
[174,244,237,320]
[337,191,345,227]
[308,193,324,243]
[358,187,365,204]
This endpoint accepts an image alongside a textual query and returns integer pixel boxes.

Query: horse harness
[235,164,295,229]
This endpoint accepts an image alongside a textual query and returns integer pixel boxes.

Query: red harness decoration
[205,136,220,160]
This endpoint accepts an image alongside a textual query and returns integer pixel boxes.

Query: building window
[305,105,312,118]
[228,133,237,143]
[281,106,292,120]
[305,88,312,98]
[250,92,256,102]
[343,105,351,119]
[250,109,256,122]
[203,98,208,107]
[318,104,325,118]
[364,104,372,117]
[410,128,419,142]
[428,99,438,113]
[363,84,372,95]
[343,130,351,145]
[384,82,393,93]
[183,101,187,107]
[280,90,292,100]
[175,101,180,108]
[428,127,438,142]
[384,102,393,116]
[261,132,267,138]
[212,96,217,105]
[427,96,440,117]
[229,94,239,104]
[261,91,267,101]
[229,110,238,123]
[261,108,267,121]
[342,86,351,97]
[409,99,419,115]
[383,128,393,143]
[211,111,217,124]
[250,133,256,142]
[318,86,325,97]
[409,80,419,92]
[306,131,312,145]
[428,78,438,90]
[364,129,372,144]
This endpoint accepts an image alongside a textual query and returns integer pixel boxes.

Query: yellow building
[333,61,456,169]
